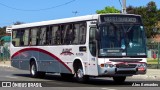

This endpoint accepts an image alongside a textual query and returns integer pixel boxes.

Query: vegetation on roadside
[147,58,159,64]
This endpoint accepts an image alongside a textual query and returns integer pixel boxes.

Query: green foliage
[127,1,160,38]
[96,6,120,14]
[0,21,24,37]
[0,27,6,36]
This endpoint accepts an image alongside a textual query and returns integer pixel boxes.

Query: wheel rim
[77,69,84,79]
[31,64,36,75]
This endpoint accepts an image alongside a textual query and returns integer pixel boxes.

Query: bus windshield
[98,22,146,57]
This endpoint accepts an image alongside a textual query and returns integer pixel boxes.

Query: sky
[0,0,160,27]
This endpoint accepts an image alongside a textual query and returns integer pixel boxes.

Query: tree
[0,27,6,36]
[96,6,120,14]
[127,1,160,38]
[157,10,160,21]
[0,21,24,37]
[13,21,24,25]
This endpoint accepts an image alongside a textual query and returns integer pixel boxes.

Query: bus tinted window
[55,25,61,45]
[73,24,79,44]
[23,29,29,46]
[79,23,86,44]
[12,22,87,46]
[51,26,58,45]
[12,29,29,46]
[39,27,46,45]
[12,30,20,46]
[46,26,52,45]
[31,28,38,45]
[63,24,75,45]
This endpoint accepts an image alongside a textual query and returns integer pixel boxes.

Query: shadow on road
[12,73,146,87]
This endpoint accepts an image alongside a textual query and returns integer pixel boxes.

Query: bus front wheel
[76,68,89,82]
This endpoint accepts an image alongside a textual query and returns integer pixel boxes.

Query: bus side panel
[11,48,72,73]
[38,52,60,73]
[11,50,35,70]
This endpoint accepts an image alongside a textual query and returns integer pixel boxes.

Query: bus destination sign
[101,16,139,23]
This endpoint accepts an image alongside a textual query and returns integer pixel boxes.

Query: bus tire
[76,67,89,82]
[113,76,126,83]
[30,61,45,78]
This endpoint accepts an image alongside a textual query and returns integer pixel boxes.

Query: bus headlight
[100,64,115,68]
[105,64,115,68]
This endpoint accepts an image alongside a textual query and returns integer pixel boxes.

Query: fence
[0,44,10,61]
[147,42,160,69]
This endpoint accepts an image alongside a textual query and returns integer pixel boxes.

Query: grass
[147,58,160,64]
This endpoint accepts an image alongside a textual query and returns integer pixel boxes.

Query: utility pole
[122,0,127,14]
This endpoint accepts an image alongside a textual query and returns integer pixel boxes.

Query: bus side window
[55,25,61,45]
[79,23,86,44]
[51,26,58,45]
[72,24,79,44]
[46,26,52,45]
[12,30,19,46]
[31,28,38,46]
[23,29,29,46]
[63,24,75,45]
[39,27,46,45]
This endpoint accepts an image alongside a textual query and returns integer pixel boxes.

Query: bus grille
[109,59,142,62]
[116,64,137,68]
[116,71,136,74]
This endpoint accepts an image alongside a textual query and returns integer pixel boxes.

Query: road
[0,67,160,90]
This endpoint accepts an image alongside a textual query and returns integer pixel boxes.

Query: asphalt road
[0,67,160,90]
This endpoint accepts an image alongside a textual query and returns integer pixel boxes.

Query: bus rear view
[93,14,147,82]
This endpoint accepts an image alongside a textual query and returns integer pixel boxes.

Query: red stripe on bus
[11,48,72,73]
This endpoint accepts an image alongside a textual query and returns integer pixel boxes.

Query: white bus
[9,14,147,83]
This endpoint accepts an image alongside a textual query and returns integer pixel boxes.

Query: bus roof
[10,13,141,29]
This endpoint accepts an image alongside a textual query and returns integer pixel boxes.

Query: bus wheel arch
[73,59,83,73]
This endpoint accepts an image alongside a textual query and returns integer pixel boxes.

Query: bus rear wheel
[113,76,126,83]
[30,61,45,78]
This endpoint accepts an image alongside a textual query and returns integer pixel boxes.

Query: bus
[9,14,147,83]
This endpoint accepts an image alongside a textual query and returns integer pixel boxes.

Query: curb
[0,64,12,68]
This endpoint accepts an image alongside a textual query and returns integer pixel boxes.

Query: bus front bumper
[98,63,147,76]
